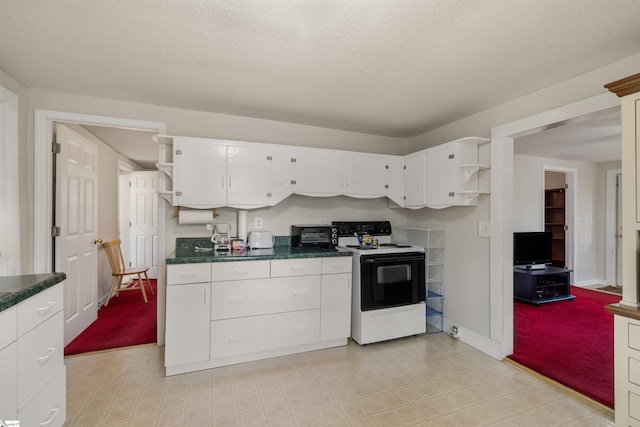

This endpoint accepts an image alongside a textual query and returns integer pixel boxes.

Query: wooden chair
[102,239,153,306]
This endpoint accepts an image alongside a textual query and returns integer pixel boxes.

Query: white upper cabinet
[225,144,271,207]
[172,137,282,209]
[343,154,388,198]
[403,152,427,208]
[173,137,227,208]
[268,147,294,205]
[386,155,404,206]
[290,149,344,196]
[403,137,490,209]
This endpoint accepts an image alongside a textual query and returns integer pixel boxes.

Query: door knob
[93,238,103,244]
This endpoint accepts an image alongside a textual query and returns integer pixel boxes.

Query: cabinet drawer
[213,260,270,281]
[271,258,321,277]
[211,276,321,320]
[0,305,17,349]
[321,257,352,274]
[17,284,63,336]
[211,309,320,359]
[18,312,63,408]
[167,263,211,284]
[19,365,66,427]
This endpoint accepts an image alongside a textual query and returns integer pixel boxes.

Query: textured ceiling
[2,0,640,139]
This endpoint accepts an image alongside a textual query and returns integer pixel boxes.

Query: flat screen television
[513,232,552,266]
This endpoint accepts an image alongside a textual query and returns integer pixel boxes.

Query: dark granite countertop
[0,272,67,312]
[167,237,352,265]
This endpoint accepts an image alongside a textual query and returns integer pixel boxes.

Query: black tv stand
[514,266,575,305]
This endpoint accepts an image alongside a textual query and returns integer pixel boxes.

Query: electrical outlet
[254,217,263,229]
[448,325,460,339]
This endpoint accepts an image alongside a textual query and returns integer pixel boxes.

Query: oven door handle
[362,255,425,263]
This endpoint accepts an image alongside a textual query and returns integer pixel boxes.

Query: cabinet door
[291,150,343,196]
[386,155,404,206]
[165,283,210,366]
[226,144,271,208]
[425,145,454,208]
[269,147,293,205]
[403,153,426,207]
[343,154,388,198]
[173,138,227,207]
[0,342,17,419]
[320,273,351,341]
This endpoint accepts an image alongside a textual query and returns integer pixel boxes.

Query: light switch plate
[478,221,490,238]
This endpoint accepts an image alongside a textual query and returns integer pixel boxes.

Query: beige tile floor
[63,333,614,426]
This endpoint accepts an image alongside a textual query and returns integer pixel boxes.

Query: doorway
[34,110,166,345]
[489,93,621,359]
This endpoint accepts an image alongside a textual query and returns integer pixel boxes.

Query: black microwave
[291,225,338,248]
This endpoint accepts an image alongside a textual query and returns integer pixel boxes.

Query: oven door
[359,252,426,311]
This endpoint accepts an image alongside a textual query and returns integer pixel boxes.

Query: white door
[130,171,159,279]
[55,124,99,346]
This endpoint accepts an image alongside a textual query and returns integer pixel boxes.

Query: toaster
[247,231,274,249]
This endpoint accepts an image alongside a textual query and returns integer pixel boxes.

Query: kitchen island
[0,272,66,427]
[165,238,353,375]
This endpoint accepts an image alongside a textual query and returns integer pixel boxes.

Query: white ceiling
[514,107,621,164]
[1,1,633,164]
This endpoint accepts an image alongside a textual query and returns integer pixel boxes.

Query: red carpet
[508,286,621,408]
[64,280,157,356]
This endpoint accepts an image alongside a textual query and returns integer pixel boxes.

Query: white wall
[407,52,640,355]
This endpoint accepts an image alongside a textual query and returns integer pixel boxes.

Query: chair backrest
[102,239,126,274]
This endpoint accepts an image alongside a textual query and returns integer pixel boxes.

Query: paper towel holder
[174,206,220,219]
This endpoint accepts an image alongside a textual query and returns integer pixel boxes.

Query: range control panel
[332,221,392,236]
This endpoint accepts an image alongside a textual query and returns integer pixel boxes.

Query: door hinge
[52,142,61,154]
[564,224,568,231]
[448,154,455,159]
[129,221,132,227]
[266,156,272,161]
[564,183,568,189]
[290,158,297,163]
[51,226,61,237]
[175,149,182,155]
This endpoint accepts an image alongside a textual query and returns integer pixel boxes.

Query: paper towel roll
[178,209,214,225]
[237,210,248,241]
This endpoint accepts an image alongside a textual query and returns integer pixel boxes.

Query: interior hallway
[63,334,613,426]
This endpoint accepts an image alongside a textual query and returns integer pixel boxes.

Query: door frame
[489,93,620,359]
[605,168,623,285]
[33,109,166,342]
[542,166,577,271]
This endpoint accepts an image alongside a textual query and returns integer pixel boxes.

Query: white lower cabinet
[165,256,352,375]
[165,282,211,366]
[165,263,212,367]
[211,310,320,359]
[320,257,352,341]
[0,282,66,426]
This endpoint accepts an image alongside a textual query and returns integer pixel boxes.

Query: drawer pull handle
[36,347,56,365]
[181,273,197,279]
[228,336,244,342]
[36,301,56,315]
[330,265,344,270]
[290,266,304,271]
[293,291,307,298]
[40,407,60,426]
[292,326,307,333]
[234,270,249,275]
[229,297,245,304]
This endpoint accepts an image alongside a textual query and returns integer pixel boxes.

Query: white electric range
[332,221,427,344]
